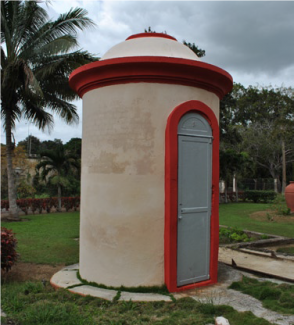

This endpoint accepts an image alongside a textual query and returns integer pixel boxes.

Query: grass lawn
[1,205,293,324]
[219,203,294,238]
[1,281,273,325]
[230,276,294,315]
[1,212,79,265]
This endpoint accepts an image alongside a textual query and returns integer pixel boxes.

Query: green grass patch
[1,212,79,265]
[219,203,294,238]
[229,276,294,315]
[276,246,294,255]
[76,271,170,295]
[1,280,274,325]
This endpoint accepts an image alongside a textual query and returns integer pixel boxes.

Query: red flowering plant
[1,227,19,272]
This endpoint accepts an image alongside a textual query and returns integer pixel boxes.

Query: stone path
[174,264,294,325]
[50,264,172,302]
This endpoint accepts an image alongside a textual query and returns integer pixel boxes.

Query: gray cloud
[6,0,293,144]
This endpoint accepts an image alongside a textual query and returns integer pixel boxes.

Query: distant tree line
[1,138,82,203]
[219,84,294,194]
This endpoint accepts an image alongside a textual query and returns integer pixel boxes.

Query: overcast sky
[3,0,294,145]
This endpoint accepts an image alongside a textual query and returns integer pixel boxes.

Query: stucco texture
[79,82,218,287]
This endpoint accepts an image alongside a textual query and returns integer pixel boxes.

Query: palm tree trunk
[57,184,62,212]
[5,112,19,220]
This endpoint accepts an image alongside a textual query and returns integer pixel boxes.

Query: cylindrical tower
[69,33,233,292]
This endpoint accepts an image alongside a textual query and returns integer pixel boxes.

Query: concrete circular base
[50,263,294,324]
[50,264,172,302]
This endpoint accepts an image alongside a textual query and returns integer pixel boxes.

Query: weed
[270,195,291,216]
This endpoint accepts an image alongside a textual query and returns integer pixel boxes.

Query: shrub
[244,190,277,203]
[270,195,291,215]
[1,197,80,214]
[219,227,252,244]
[1,227,18,272]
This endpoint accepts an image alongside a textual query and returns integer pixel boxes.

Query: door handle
[178,216,183,220]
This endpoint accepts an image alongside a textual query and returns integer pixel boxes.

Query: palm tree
[1,1,97,219]
[36,146,80,212]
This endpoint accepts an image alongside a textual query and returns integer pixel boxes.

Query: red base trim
[69,56,233,99]
[165,100,219,293]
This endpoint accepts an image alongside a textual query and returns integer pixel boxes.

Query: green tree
[1,1,96,219]
[36,146,79,211]
[64,137,81,158]
[235,86,294,192]
[40,139,63,153]
[17,135,42,155]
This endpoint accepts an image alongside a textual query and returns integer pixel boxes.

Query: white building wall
[79,82,218,287]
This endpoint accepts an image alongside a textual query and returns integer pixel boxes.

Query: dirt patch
[1,262,65,283]
[250,210,294,223]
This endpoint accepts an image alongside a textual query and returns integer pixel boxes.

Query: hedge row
[1,197,80,215]
[244,190,277,203]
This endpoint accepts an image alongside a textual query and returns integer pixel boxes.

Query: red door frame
[164,100,220,293]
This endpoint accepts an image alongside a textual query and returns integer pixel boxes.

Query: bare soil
[1,262,65,283]
[250,210,294,223]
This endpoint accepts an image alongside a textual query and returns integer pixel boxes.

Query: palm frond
[50,7,95,35]
[43,95,79,125]
[19,7,95,60]
[21,96,54,131]
[14,1,47,55]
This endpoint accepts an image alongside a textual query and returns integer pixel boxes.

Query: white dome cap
[101,33,200,61]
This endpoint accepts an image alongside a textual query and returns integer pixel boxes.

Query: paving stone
[50,269,81,288]
[69,285,117,301]
[119,291,171,302]
[63,263,79,271]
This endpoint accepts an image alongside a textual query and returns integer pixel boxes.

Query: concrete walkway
[219,247,294,281]
[50,263,294,325]
[50,264,171,302]
[174,263,294,325]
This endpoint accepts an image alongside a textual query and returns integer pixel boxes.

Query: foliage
[220,149,251,183]
[1,0,96,219]
[2,281,273,325]
[1,227,18,272]
[270,194,291,216]
[36,145,80,210]
[18,135,42,156]
[182,40,205,57]
[1,212,80,265]
[1,144,37,200]
[1,197,80,215]
[244,190,277,203]
[230,276,294,315]
[64,138,82,158]
[17,179,36,198]
[219,85,294,192]
[219,227,253,244]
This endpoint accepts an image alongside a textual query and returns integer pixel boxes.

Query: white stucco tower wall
[69,33,233,288]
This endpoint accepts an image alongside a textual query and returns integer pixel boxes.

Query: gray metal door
[177,113,212,287]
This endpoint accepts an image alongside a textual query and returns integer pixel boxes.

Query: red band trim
[69,56,233,99]
[126,33,177,41]
[165,100,219,292]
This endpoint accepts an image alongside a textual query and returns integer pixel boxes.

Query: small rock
[215,316,230,325]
